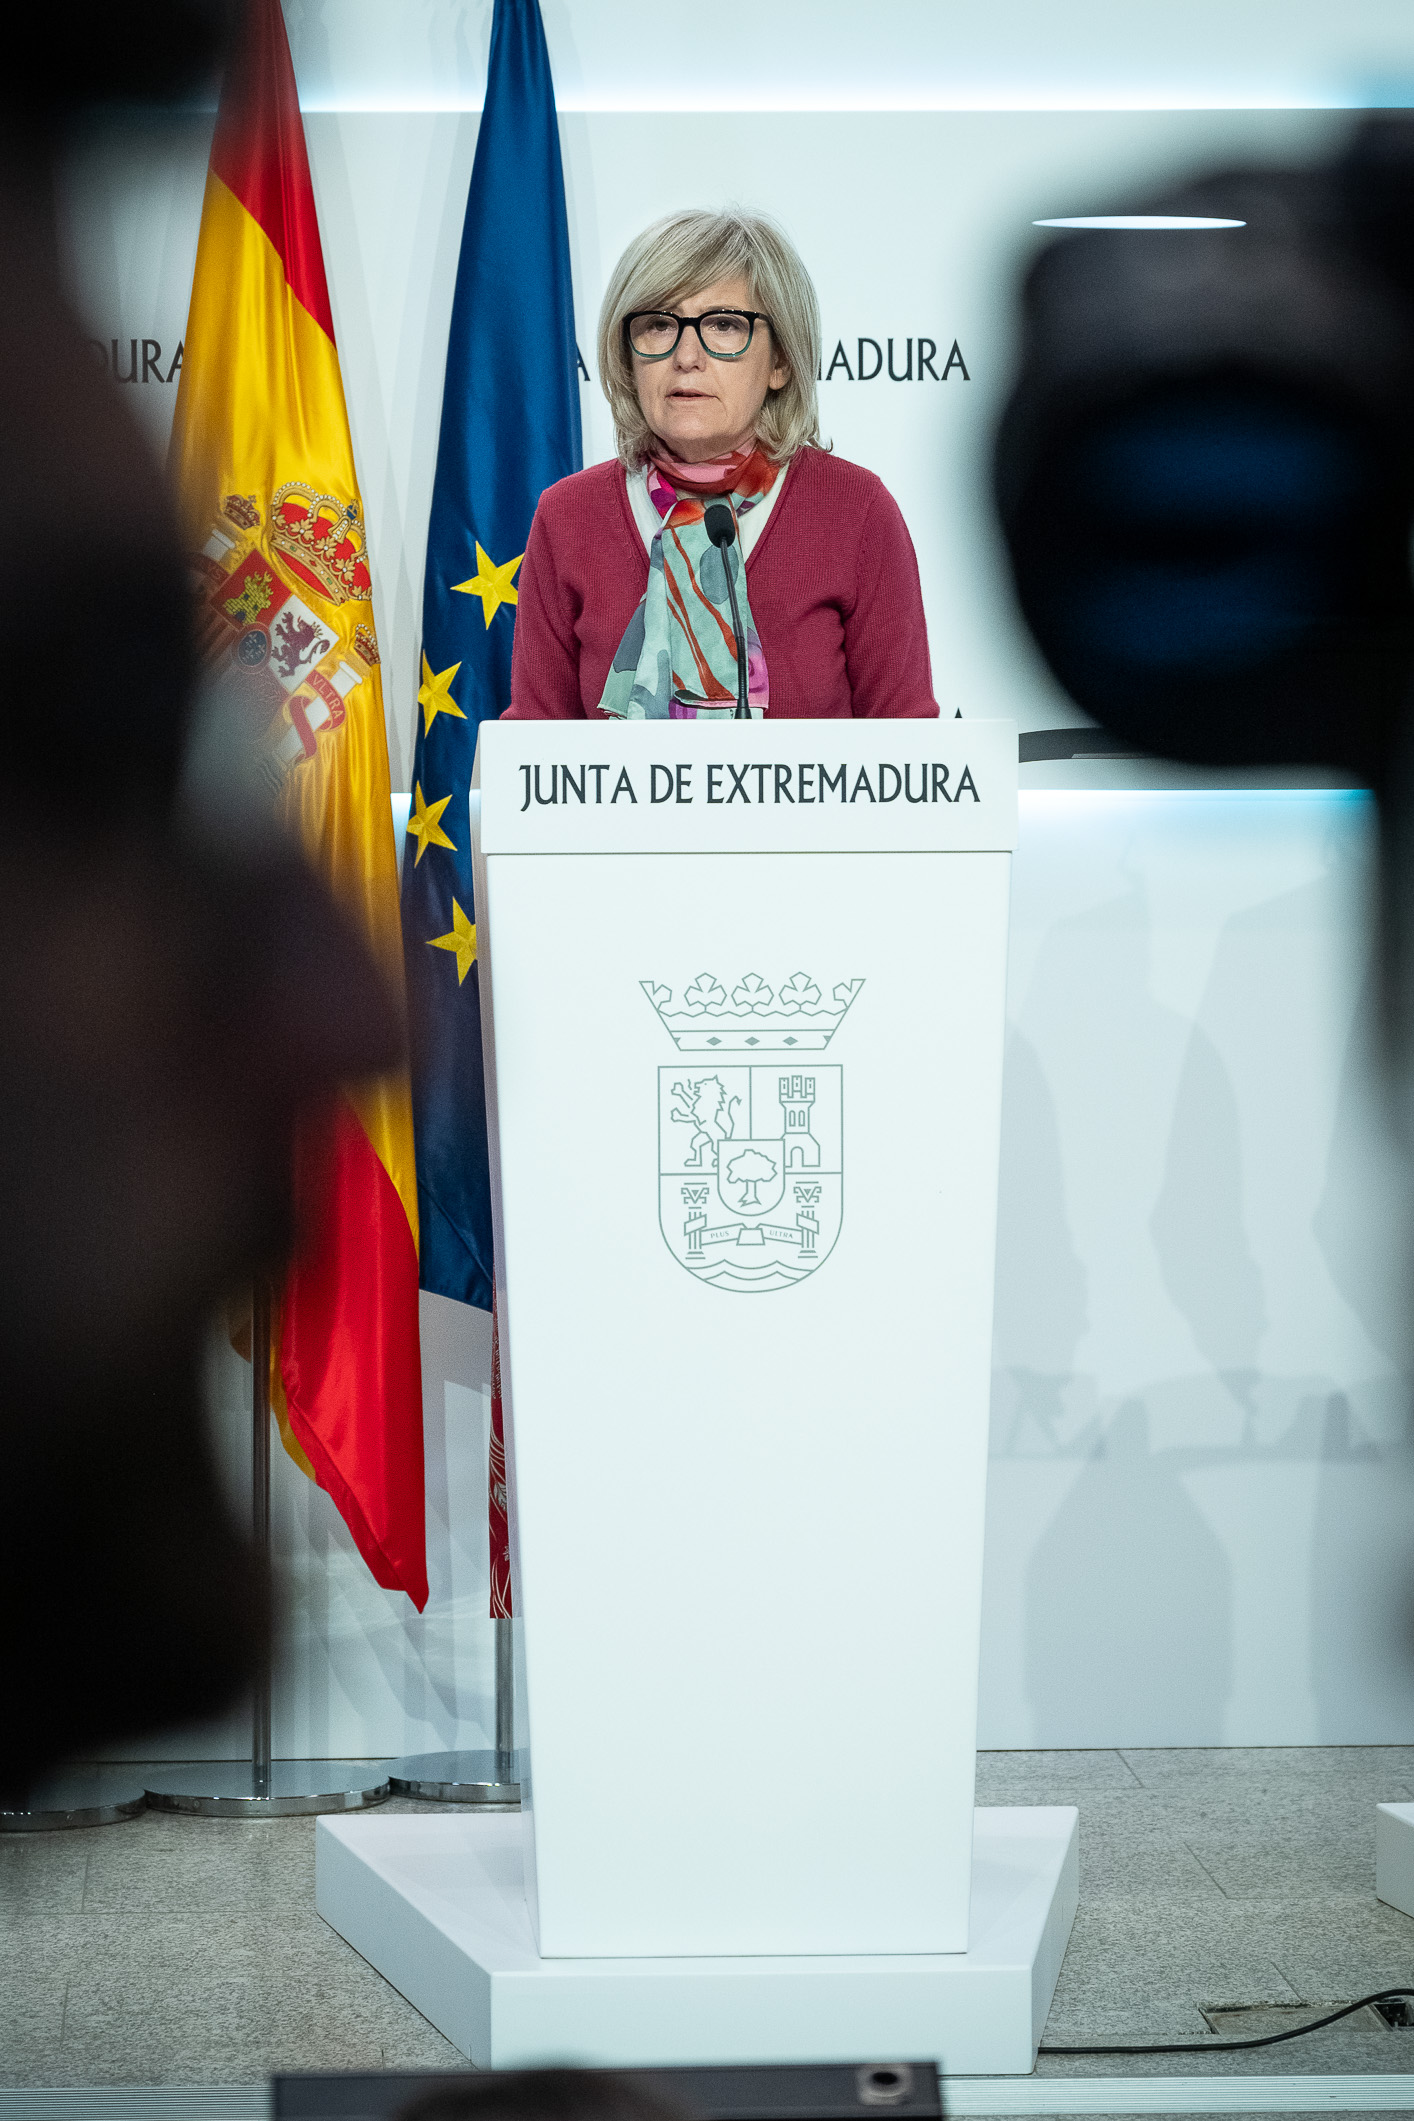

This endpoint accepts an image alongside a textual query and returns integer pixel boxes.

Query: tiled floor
[4,1749,1414,2093]
[974,1747,1414,2080]
[0,1789,462,2085]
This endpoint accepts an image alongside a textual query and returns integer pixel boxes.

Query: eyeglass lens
[629,311,755,358]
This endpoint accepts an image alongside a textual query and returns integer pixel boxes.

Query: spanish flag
[172,0,427,1608]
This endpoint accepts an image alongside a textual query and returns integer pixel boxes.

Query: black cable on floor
[1039,1987,1414,2056]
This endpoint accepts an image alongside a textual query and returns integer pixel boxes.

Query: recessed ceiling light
[1033,215,1246,229]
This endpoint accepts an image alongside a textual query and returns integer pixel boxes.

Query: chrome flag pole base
[387,1749,522,1806]
[388,1618,522,1803]
[143,1760,391,1819]
[0,1766,148,1832]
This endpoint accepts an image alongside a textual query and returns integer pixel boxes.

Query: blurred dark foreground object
[1,0,231,124]
[994,112,1414,1071]
[271,2063,943,2121]
[995,113,1414,784]
[0,0,401,1801]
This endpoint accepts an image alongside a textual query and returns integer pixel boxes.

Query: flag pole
[386,1461,522,1808]
[251,1279,273,1797]
[142,1281,392,1819]
[495,1614,514,1769]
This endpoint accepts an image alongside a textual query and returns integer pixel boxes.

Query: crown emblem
[269,481,373,606]
[642,972,864,1052]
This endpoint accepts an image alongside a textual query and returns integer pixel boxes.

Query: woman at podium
[506,209,939,722]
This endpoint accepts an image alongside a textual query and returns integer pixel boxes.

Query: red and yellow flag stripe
[173,0,426,1606]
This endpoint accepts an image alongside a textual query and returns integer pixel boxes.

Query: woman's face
[630,273,790,464]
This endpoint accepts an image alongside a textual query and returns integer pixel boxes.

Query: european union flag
[400,0,582,1310]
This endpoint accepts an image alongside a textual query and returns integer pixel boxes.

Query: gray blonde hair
[596,208,824,468]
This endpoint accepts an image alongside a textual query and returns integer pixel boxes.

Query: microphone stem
[721,533,750,719]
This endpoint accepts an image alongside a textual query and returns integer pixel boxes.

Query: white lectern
[317,720,1077,2071]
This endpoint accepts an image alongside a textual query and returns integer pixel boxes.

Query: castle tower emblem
[779,1074,822,1171]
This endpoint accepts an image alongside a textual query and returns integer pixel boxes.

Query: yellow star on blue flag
[406,780,457,866]
[418,652,466,733]
[452,543,523,628]
[427,899,478,984]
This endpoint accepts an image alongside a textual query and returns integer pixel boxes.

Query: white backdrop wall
[65,9,1414,1752]
[987,792,1414,1747]
[275,0,1414,114]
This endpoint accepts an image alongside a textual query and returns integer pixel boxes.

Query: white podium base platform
[1376,1801,1414,1916]
[315,1804,1078,2076]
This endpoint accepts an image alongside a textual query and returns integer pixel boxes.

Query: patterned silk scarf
[598,442,775,720]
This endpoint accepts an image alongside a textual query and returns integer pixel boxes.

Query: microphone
[704,501,750,718]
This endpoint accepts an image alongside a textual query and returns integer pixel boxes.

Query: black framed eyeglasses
[624,308,773,361]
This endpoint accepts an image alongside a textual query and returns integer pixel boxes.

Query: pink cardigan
[505,447,939,720]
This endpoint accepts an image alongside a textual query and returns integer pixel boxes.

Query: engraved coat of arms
[644,972,862,1294]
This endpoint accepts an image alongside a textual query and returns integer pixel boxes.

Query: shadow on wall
[991,1025,1088,1455]
[1150,1021,1266,1424]
[1179,869,1414,1739]
[992,869,1197,1457]
[991,818,1414,1746]
[994,872,1242,1744]
[1023,1398,1235,1746]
